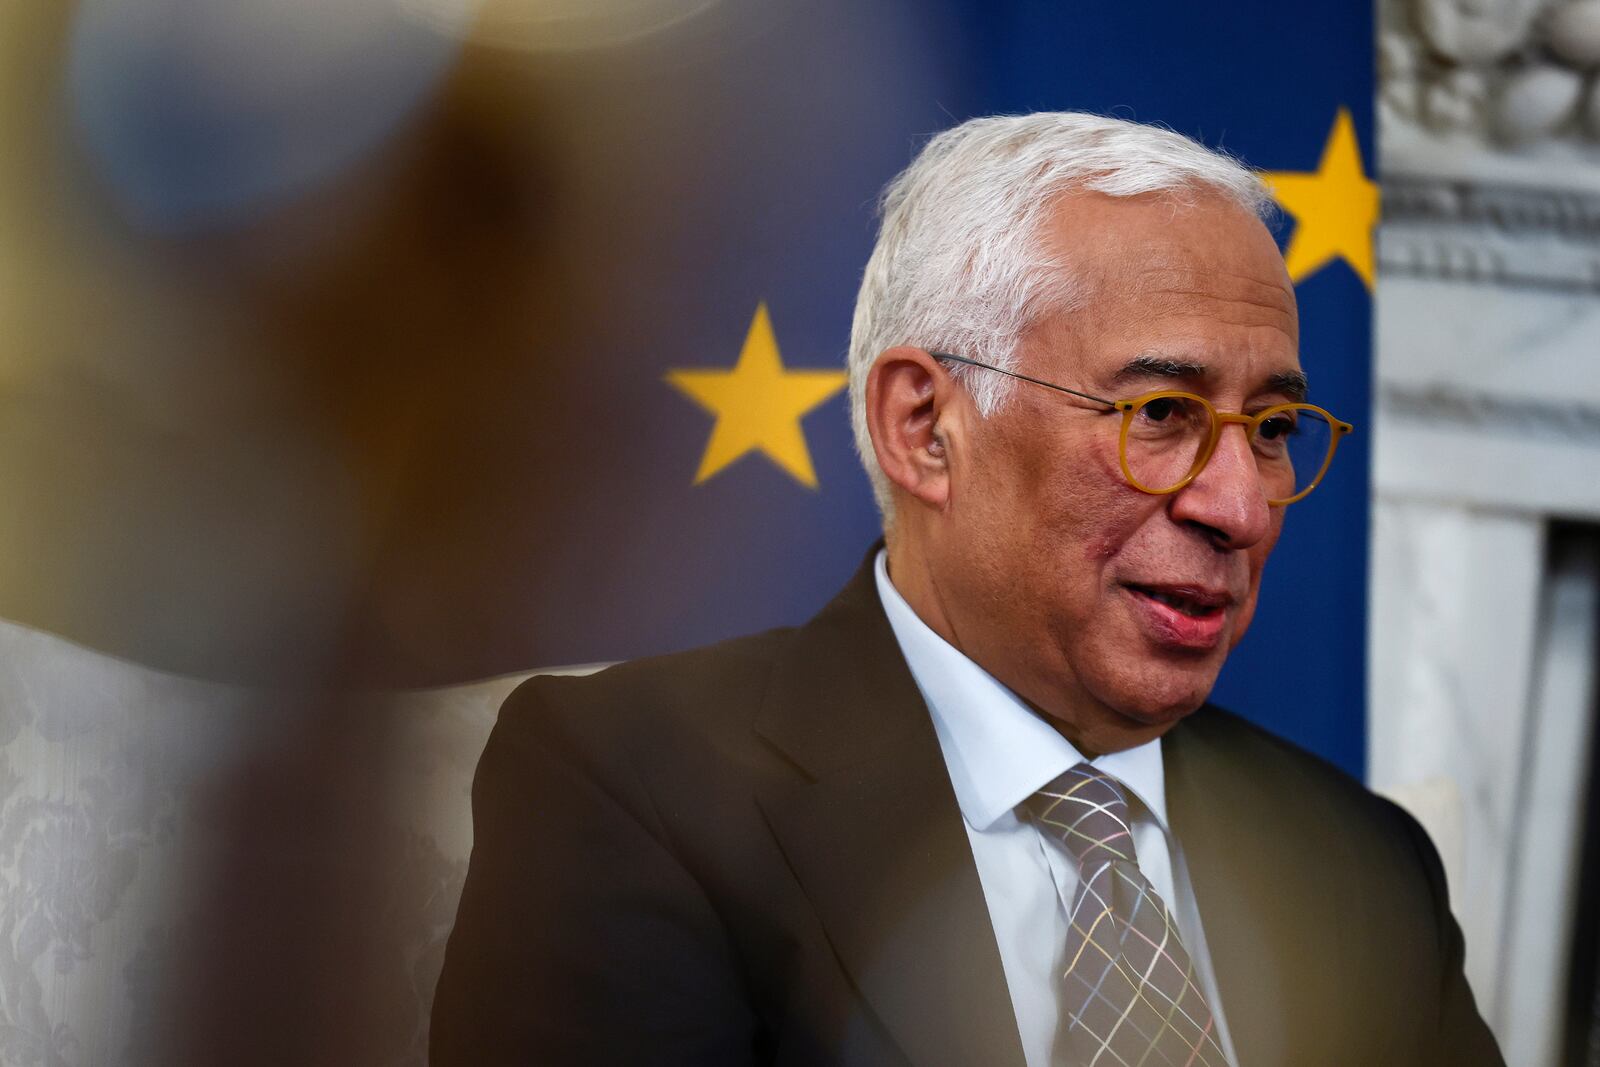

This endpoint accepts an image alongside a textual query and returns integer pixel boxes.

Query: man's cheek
[1227,595,1259,648]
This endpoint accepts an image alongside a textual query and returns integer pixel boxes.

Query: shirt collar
[873,548,1168,833]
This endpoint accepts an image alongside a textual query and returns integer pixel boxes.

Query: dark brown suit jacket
[431,554,1504,1065]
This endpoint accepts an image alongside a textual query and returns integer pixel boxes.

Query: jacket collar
[753,547,1026,1067]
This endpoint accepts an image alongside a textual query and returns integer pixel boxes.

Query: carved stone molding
[1382,0,1600,151]
[1378,175,1600,288]
[1379,382,1600,442]
[1383,174,1600,234]
[1378,230,1600,289]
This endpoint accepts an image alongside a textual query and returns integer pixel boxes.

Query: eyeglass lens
[1124,396,1337,500]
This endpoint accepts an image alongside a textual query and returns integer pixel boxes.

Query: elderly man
[431,113,1504,1067]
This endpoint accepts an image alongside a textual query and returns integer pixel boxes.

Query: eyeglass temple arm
[927,351,1118,409]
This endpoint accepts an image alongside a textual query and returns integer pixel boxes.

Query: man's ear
[865,346,960,510]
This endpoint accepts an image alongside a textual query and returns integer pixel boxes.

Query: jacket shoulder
[1180,704,1386,816]
[1173,707,1503,1064]
[1171,704,1448,881]
[491,627,796,779]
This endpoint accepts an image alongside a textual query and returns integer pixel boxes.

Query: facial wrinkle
[1138,265,1292,302]
[924,558,969,661]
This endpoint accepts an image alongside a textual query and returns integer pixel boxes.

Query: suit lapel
[1164,709,1353,1067]
[753,553,1025,1067]
[1165,714,1286,1065]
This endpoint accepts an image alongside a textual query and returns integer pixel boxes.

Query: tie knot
[1025,763,1136,871]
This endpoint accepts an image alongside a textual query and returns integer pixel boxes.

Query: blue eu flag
[514,1,1375,779]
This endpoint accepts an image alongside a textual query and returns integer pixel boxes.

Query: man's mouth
[1122,583,1233,650]
[1124,584,1230,618]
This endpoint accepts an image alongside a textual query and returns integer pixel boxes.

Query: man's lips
[1124,583,1232,615]
[1122,582,1233,650]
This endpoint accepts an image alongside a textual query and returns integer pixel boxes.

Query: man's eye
[1257,413,1297,441]
[1143,398,1176,421]
[1133,396,1206,431]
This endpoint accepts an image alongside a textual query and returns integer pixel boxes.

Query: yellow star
[665,303,848,489]
[1260,108,1379,291]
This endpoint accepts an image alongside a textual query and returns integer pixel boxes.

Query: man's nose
[1168,425,1272,548]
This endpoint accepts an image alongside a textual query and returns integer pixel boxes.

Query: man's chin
[1118,697,1206,729]
[1046,689,1205,757]
[1025,649,1220,750]
[1101,666,1219,728]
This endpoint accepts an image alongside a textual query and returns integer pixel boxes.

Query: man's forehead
[1113,264,1299,339]
[1131,264,1296,312]
[1046,194,1291,299]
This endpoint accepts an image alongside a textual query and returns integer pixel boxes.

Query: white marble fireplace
[1373,2,1600,1063]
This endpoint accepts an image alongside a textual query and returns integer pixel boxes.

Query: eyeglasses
[929,351,1354,506]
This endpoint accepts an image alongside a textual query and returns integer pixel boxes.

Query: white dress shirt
[873,550,1239,1067]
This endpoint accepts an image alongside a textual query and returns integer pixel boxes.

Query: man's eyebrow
[1112,355,1310,402]
[1268,370,1309,402]
[1111,354,1206,385]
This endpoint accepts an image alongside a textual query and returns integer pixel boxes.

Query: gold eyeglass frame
[929,351,1355,506]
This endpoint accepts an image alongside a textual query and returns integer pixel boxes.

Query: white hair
[847,111,1276,522]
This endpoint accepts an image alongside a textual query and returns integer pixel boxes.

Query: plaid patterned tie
[1026,763,1227,1067]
